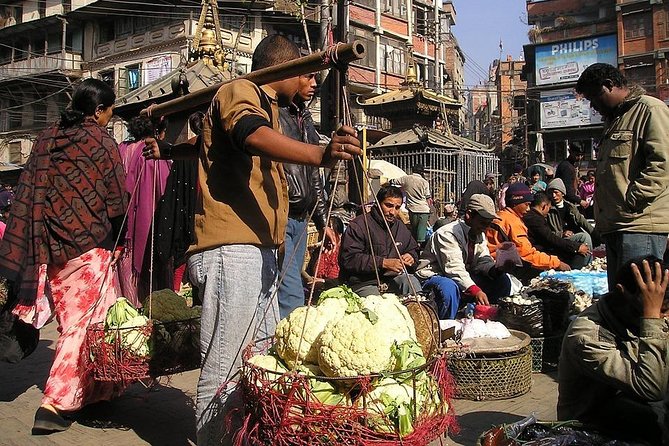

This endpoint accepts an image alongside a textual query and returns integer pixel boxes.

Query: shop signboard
[145,55,173,84]
[535,34,617,86]
[540,89,602,129]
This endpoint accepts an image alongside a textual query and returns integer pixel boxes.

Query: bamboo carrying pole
[143,40,366,119]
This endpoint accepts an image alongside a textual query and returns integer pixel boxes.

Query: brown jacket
[189,80,288,254]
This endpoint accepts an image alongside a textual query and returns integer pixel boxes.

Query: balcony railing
[0,52,82,81]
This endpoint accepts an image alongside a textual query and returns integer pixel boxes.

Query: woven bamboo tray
[447,330,532,400]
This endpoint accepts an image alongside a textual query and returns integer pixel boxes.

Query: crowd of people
[0,34,667,445]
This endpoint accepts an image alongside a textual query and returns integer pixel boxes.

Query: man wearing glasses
[576,63,669,288]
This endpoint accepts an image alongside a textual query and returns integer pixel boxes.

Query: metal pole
[140,41,366,119]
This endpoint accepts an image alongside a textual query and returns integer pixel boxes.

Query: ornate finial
[190,0,225,68]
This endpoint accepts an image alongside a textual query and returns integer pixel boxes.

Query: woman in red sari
[0,78,128,434]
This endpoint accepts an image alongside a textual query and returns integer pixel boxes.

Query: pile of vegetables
[103,297,151,357]
[246,286,446,438]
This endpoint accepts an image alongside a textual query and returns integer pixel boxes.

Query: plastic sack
[496,242,523,268]
[526,288,570,335]
[497,299,545,337]
[539,270,609,297]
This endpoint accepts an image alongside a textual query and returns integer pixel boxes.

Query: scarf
[0,120,128,307]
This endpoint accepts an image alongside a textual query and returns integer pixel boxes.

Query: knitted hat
[547,178,567,195]
[505,183,533,207]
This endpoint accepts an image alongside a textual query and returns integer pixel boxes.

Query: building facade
[523,0,622,169]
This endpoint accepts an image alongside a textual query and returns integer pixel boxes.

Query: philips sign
[535,35,617,86]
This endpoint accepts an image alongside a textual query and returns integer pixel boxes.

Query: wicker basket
[530,332,564,373]
[236,340,455,446]
[447,347,532,400]
[306,222,320,248]
[85,321,152,383]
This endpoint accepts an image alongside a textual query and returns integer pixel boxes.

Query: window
[38,0,46,18]
[221,15,250,36]
[31,37,46,56]
[115,18,132,38]
[625,63,656,93]
[624,13,652,40]
[352,28,376,70]
[414,7,433,36]
[14,40,28,61]
[0,46,11,64]
[127,64,141,91]
[8,100,22,130]
[9,142,22,164]
[354,0,374,8]
[384,0,406,19]
[98,21,114,43]
[47,33,61,53]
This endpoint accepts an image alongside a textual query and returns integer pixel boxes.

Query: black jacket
[547,201,600,246]
[278,104,328,230]
[339,207,419,286]
[523,208,580,257]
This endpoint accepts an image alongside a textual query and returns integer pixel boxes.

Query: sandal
[31,406,72,435]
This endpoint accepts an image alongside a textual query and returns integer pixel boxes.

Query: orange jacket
[486,208,561,270]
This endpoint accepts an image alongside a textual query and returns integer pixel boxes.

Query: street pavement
[0,321,558,446]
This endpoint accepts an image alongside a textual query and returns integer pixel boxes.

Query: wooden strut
[142,40,366,119]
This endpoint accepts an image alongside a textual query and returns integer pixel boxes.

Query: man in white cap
[546,178,598,269]
[417,194,513,318]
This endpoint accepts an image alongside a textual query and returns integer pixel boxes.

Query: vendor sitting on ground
[417,194,512,319]
[486,183,570,283]
[524,192,591,270]
[558,255,669,444]
[546,178,598,269]
[339,185,421,297]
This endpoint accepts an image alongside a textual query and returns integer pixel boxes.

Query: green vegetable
[104,297,140,329]
[103,298,151,357]
[391,340,427,382]
[363,377,416,437]
[142,288,198,322]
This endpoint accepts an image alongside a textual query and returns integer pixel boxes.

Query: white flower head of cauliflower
[318,294,418,378]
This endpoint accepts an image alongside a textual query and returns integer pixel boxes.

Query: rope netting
[231,340,457,446]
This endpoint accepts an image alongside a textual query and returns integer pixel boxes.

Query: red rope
[230,342,457,446]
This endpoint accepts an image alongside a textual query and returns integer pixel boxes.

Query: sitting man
[546,178,597,269]
[417,194,512,319]
[524,192,590,270]
[558,256,669,444]
[339,185,421,297]
[487,183,570,283]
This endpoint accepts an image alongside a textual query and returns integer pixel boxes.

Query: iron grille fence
[369,146,498,205]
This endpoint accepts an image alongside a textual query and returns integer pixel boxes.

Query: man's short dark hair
[531,191,551,208]
[251,34,301,72]
[377,185,404,202]
[576,63,627,95]
[616,255,669,299]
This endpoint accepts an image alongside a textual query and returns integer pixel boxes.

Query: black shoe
[31,406,72,435]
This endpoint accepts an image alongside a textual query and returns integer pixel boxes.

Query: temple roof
[369,127,492,152]
[361,87,459,106]
[114,59,228,119]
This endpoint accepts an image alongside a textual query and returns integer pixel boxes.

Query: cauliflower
[274,304,348,369]
[364,294,417,341]
[247,354,289,389]
[317,298,418,378]
[362,377,416,436]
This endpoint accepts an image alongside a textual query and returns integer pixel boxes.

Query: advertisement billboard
[540,89,602,129]
[535,34,617,86]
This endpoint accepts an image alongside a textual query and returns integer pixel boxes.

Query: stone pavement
[0,322,558,446]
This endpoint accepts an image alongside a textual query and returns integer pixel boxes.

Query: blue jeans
[278,218,308,319]
[188,245,280,446]
[423,273,512,319]
[423,276,461,320]
[603,232,668,290]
